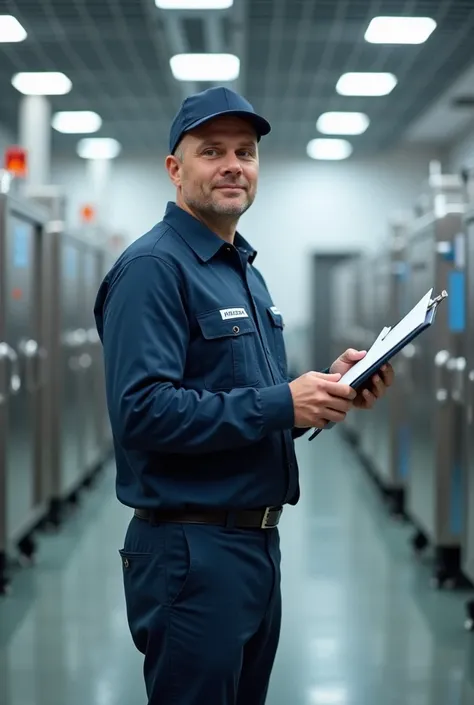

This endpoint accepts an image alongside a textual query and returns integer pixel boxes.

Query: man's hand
[330,347,395,410]
[289,371,357,429]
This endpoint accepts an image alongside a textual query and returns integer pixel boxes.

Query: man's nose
[220,154,242,174]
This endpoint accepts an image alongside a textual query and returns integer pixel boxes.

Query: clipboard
[308,288,448,441]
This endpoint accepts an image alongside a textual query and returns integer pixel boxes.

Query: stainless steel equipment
[330,256,363,445]
[0,193,49,593]
[404,169,467,587]
[45,221,112,526]
[461,170,474,628]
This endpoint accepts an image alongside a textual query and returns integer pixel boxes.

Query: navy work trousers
[119,515,282,705]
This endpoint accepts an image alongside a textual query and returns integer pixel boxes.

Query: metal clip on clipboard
[307,288,448,442]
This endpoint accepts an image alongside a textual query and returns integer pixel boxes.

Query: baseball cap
[169,86,271,154]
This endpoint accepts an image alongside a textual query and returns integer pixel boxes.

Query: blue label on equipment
[398,424,410,480]
[13,223,29,268]
[449,461,463,537]
[448,271,465,332]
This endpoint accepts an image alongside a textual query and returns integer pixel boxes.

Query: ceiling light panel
[317,112,370,135]
[52,111,102,134]
[156,0,233,7]
[365,16,437,44]
[336,72,397,96]
[307,139,353,161]
[0,15,27,42]
[77,138,121,160]
[12,72,72,96]
[170,53,240,81]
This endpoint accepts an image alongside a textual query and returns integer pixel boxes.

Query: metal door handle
[451,356,466,404]
[434,349,450,403]
[0,342,21,397]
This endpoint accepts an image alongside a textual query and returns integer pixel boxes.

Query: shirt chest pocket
[196,310,260,391]
[267,307,288,376]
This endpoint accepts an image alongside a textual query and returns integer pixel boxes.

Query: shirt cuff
[259,383,295,433]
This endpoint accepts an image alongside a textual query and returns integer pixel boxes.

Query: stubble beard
[185,185,254,220]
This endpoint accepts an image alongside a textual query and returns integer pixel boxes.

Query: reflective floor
[1,431,474,705]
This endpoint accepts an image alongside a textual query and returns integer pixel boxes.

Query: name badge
[219,307,249,320]
[270,306,281,315]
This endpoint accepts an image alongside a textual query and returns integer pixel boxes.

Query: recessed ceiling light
[52,111,102,134]
[77,138,121,160]
[170,53,240,81]
[316,112,370,135]
[12,72,72,96]
[336,72,397,96]
[365,16,437,44]
[0,15,27,42]
[307,139,353,161]
[156,0,233,7]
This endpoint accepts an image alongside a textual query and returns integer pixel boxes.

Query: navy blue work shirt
[94,201,309,511]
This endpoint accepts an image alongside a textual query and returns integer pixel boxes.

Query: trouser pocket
[119,520,192,654]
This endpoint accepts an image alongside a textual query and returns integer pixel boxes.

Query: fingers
[380,363,394,386]
[341,348,367,362]
[325,382,357,401]
[321,407,348,423]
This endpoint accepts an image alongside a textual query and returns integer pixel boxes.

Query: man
[94,86,393,705]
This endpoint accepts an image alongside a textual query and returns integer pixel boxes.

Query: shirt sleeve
[100,255,295,455]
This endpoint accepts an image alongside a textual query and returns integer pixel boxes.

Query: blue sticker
[449,461,463,537]
[448,270,465,333]
[13,223,30,268]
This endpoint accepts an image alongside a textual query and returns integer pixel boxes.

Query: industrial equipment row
[329,161,474,628]
[0,187,114,595]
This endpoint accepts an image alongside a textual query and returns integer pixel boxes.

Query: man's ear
[165,155,182,188]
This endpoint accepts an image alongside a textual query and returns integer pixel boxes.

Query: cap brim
[185,109,271,140]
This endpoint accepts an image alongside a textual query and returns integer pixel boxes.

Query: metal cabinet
[46,226,111,525]
[0,194,49,591]
[462,204,474,601]
[405,177,466,586]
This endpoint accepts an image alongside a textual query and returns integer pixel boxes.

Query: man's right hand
[289,371,357,429]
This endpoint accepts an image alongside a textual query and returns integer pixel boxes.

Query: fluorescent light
[170,53,240,81]
[307,139,353,161]
[0,15,27,42]
[52,111,102,134]
[12,72,72,96]
[316,112,369,135]
[365,16,437,44]
[77,138,121,160]
[156,0,232,7]
[336,72,397,96]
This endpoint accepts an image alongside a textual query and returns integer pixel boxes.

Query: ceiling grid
[0,0,473,155]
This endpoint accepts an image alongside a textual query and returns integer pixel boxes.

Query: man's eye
[203,149,218,156]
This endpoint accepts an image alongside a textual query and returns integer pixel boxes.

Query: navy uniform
[94,88,314,705]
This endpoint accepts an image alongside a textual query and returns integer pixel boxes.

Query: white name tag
[219,307,249,320]
[270,306,281,315]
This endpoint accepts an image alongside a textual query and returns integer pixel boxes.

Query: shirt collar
[163,201,257,264]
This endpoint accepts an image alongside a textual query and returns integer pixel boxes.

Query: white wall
[51,146,439,327]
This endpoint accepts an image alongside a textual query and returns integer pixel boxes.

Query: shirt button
[123,558,129,568]
[233,325,240,334]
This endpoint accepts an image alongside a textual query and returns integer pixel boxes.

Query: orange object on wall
[80,204,96,222]
[4,146,27,177]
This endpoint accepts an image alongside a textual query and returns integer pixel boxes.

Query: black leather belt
[134,506,283,529]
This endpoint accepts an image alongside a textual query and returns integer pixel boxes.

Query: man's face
[171,116,259,219]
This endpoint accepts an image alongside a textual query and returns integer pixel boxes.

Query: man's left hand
[330,348,395,410]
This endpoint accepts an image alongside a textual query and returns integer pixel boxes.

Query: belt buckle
[261,507,280,529]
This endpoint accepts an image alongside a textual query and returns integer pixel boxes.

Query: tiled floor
[1,432,474,705]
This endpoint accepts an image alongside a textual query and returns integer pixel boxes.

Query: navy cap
[169,86,271,154]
